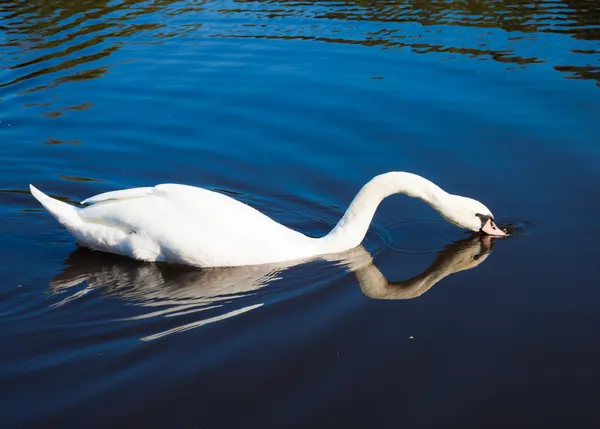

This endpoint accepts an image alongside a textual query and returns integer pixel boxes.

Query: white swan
[29,171,506,267]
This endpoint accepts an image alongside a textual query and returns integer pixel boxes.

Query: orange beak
[480,218,507,237]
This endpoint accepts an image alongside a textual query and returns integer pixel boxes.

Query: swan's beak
[480,218,507,236]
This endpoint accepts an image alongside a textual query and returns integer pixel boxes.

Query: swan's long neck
[318,172,450,253]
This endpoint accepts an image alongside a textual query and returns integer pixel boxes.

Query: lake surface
[1,0,600,427]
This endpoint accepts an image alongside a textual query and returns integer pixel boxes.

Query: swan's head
[441,195,507,237]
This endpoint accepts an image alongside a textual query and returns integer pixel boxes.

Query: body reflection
[50,234,495,340]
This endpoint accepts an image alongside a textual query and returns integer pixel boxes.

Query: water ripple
[1,0,599,106]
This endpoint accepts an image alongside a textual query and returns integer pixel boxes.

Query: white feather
[30,172,498,267]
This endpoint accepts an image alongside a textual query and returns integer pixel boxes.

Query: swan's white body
[30,172,504,267]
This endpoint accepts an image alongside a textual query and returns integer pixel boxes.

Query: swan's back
[35,184,318,267]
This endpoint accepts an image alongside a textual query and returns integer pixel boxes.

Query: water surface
[1,0,600,427]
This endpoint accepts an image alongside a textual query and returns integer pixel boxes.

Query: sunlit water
[1,0,600,427]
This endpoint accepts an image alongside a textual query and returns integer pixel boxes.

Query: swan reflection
[50,234,495,340]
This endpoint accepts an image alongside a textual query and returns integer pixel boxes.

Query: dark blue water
[2,0,600,427]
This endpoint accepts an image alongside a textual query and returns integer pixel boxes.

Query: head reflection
[50,233,495,340]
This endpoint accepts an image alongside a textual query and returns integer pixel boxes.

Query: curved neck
[318,172,449,253]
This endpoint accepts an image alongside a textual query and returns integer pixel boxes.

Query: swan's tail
[30,184,81,227]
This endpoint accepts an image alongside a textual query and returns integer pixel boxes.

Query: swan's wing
[81,187,155,204]
[82,184,236,207]
[79,184,240,228]
[77,184,311,266]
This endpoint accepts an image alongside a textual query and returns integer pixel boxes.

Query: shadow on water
[49,233,496,340]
